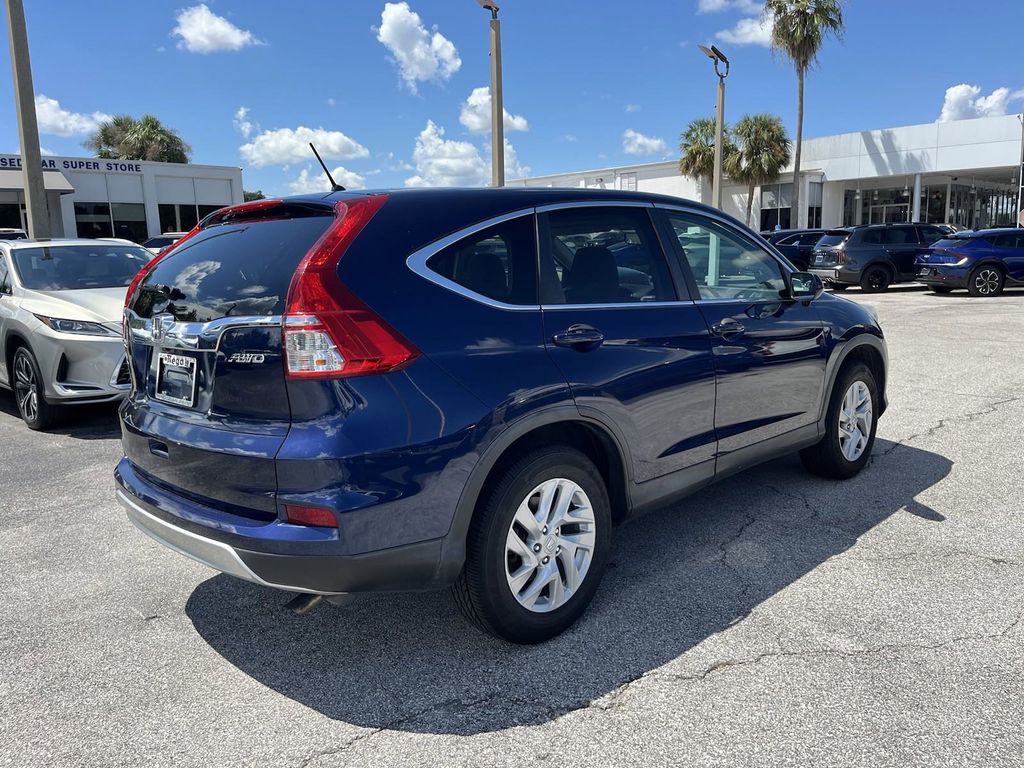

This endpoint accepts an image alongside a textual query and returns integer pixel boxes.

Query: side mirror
[789,271,823,301]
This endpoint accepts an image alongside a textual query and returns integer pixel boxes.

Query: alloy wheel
[504,478,596,613]
[838,380,872,462]
[13,352,39,423]
[974,269,1001,296]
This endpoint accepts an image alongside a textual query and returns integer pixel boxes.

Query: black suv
[808,223,949,292]
[763,229,826,270]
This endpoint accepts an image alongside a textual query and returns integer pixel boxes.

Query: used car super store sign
[0,154,142,173]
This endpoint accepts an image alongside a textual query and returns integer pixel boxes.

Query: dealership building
[510,114,1024,232]
[0,154,244,241]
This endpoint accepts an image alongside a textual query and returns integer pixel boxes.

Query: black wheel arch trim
[817,332,888,430]
[437,405,633,585]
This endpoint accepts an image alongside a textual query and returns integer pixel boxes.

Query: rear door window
[133,206,334,321]
[426,215,538,305]
[860,229,885,245]
[799,232,823,246]
[541,206,675,304]
[917,225,947,244]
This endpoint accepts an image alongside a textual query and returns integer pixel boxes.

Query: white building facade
[0,154,244,241]
[510,114,1024,232]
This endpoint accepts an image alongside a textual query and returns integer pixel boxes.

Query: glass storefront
[74,202,114,239]
[841,178,1020,229]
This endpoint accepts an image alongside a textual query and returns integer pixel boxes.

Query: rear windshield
[12,245,152,291]
[133,212,334,321]
[817,232,849,247]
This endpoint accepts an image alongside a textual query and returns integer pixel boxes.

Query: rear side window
[0,254,9,293]
[798,232,823,246]
[883,227,919,245]
[918,225,947,244]
[426,215,538,305]
[133,210,334,321]
[777,234,801,246]
[991,233,1024,248]
[860,229,884,245]
[542,206,674,304]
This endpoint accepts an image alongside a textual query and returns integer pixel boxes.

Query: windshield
[817,232,849,247]
[12,244,152,291]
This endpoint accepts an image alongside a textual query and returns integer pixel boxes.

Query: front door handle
[711,318,745,339]
[552,324,604,351]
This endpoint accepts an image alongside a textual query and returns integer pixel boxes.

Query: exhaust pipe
[284,593,354,615]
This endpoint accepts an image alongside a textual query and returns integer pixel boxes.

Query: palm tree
[679,117,737,199]
[764,0,843,227]
[728,114,792,227]
[84,114,191,163]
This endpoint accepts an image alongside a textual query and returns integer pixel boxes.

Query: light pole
[3,0,50,238]
[477,0,504,187]
[698,44,729,210]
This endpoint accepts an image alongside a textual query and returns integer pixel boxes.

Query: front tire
[12,346,55,430]
[453,446,611,644]
[800,363,878,480]
[859,265,891,293]
[967,265,1004,297]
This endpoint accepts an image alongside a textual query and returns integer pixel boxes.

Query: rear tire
[859,265,892,293]
[453,446,611,644]
[967,265,1004,297]
[800,363,878,480]
[12,346,55,431]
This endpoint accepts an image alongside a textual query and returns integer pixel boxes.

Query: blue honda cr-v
[115,189,887,643]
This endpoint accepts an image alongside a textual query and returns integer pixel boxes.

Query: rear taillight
[282,194,419,379]
[124,224,201,308]
[836,248,846,265]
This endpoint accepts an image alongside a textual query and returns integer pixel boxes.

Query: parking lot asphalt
[2,286,1023,768]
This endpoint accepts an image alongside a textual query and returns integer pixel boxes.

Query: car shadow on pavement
[186,439,951,736]
[0,396,121,439]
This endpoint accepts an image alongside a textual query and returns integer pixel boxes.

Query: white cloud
[458,86,529,134]
[233,106,255,138]
[503,139,529,180]
[40,147,55,156]
[938,83,1024,122]
[561,134,578,142]
[405,121,487,187]
[34,95,111,137]
[172,4,260,53]
[289,165,366,194]
[326,97,336,107]
[622,129,667,156]
[625,103,641,113]
[240,126,369,167]
[715,14,773,46]
[698,0,761,13]
[376,2,461,93]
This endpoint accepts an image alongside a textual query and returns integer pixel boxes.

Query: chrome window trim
[405,208,540,312]
[653,202,796,305]
[124,310,283,351]
[535,200,655,213]
[541,300,696,310]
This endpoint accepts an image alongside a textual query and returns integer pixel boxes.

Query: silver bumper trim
[117,490,326,595]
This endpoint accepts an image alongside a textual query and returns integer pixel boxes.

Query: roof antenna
[309,142,345,191]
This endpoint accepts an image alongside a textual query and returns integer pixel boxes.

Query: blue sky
[2,0,1023,196]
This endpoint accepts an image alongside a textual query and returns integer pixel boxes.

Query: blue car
[916,229,1024,296]
[115,189,888,643]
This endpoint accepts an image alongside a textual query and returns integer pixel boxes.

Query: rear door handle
[711,318,745,339]
[552,324,604,351]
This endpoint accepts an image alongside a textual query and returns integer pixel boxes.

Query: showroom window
[159,203,201,233]
[807,182,823,228]
[74,202,114,239]
[111,203,147,242]
[0,202,23,229]
[759,183,792,231]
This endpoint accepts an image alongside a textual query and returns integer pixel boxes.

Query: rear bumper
[115,462,449,595]
[915,264,968,288]
[808,267,857,285]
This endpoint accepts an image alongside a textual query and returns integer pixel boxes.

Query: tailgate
[121,203,337,517]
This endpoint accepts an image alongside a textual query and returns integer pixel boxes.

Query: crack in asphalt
[877,395,1021,457]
